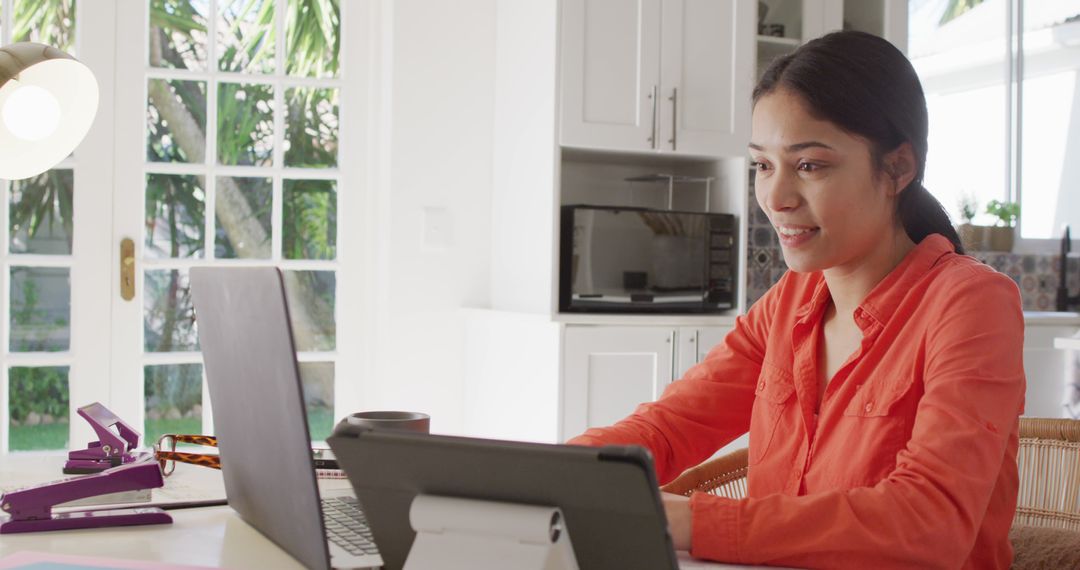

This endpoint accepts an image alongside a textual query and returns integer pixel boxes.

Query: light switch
[423,207,453,249]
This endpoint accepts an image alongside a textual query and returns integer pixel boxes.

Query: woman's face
[750,88,904,275]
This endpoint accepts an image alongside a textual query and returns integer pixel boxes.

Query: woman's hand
[661,491,692,551]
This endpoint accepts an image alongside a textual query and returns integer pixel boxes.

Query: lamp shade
[0,42,98,180]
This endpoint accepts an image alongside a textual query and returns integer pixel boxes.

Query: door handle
[668,87,678,151]
[121,238,135,301]
[648,84,659,149]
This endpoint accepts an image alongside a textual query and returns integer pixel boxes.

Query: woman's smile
[775,224,820,247]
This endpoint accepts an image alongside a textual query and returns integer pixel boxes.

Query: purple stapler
[64,402,151,474]
[0,457,171,533]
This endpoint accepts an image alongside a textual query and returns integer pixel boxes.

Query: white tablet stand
[404,494,579,570]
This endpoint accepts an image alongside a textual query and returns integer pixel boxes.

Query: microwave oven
[559,205,737,313]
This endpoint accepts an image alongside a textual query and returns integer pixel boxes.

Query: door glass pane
[144,269,199,353]
[149,0,209,71]
[12,0,76,54]
[9,266,70,352]
[217,82,275,166]
[283,270,335,351]
[146,173,206,259]
[1018,1,1080,239]
[284,87,339,168]
[218,0,276,74]
[283,179,336,260]
[8,170,73,255]
[8,366,69,451]
[909,0,1009,230]
[215,176,272,259]
[299,361,333,440]
[144,363,203,446]
[147,79,208,163]
[285,0,340,78]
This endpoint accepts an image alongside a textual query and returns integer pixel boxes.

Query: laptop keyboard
[321,496,380,557]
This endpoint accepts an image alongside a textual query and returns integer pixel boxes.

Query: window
[143,0,342,443]
[909,0,1080,248]
[1,0,360,452]
[2,0,79,451]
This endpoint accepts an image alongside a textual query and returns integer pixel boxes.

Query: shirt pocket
[836,376,917,485]
[748,371,796,466]
[843,375,914,418]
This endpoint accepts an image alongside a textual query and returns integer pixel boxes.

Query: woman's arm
[566,282,780,485]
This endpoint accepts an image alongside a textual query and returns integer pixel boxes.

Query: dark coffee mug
[332,410,430,438]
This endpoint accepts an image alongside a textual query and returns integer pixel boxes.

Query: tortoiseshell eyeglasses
[154,434,220,477]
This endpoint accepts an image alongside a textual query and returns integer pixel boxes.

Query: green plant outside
[9,367,69,422]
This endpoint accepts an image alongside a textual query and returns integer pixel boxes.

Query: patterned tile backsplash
[744,198,1079,311]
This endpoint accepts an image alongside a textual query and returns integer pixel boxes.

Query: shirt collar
[793,234,956,328]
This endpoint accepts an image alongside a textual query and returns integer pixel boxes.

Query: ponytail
[898,183,965,255]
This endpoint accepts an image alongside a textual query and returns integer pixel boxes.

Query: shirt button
[758,381,765,391]
[864,402,874,413]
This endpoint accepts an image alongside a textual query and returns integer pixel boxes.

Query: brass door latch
[121,238,135,301]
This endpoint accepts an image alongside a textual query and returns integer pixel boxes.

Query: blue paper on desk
[0,552,213,570]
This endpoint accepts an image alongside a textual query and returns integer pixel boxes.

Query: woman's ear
[885,143,917,195]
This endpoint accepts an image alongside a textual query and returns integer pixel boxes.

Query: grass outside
[308,408,334,442]
[9,422,69,451]
[9,408,334,452]
[145,417,203,449]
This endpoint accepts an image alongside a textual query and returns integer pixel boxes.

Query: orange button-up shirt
[568,234,1026,569]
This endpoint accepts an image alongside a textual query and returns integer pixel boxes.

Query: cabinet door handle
[669,87,678,151]
[649,84,659,149]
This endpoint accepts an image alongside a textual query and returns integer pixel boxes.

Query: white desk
[0,454,760,569]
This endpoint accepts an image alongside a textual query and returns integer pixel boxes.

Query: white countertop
[1024,311,1080,326]
[1055,335,1080,350]
[467,308,1080,328]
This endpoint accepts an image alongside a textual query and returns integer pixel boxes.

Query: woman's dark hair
[753,30,964,254]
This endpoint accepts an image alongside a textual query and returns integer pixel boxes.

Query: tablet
[327,430,679,570]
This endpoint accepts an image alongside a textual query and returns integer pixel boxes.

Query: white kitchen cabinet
[1025,324,1079,418]
[756,0,908,76]
[558,0,661,153]
[562,324,733,440]
[562,326,675,439]
[675,325,734,378]
[559,0,754,157]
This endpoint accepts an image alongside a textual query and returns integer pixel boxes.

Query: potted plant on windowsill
[956,194,985,251]
[985,199,1020,252]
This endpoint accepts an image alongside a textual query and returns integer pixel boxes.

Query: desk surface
[0,454,761,569]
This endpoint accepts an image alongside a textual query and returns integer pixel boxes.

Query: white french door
[1,0,369,453]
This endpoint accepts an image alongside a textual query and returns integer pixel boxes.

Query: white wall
[361,0,497,435]
[489,0,559,314]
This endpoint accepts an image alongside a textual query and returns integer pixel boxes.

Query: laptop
[190,266,382,570]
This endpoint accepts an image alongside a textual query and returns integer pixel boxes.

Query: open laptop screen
[191,266,332,570]
[328,429,679,570]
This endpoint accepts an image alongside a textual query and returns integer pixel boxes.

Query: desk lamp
[0,42,98,180]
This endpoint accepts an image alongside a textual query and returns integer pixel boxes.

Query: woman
[568,31,1025,569]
